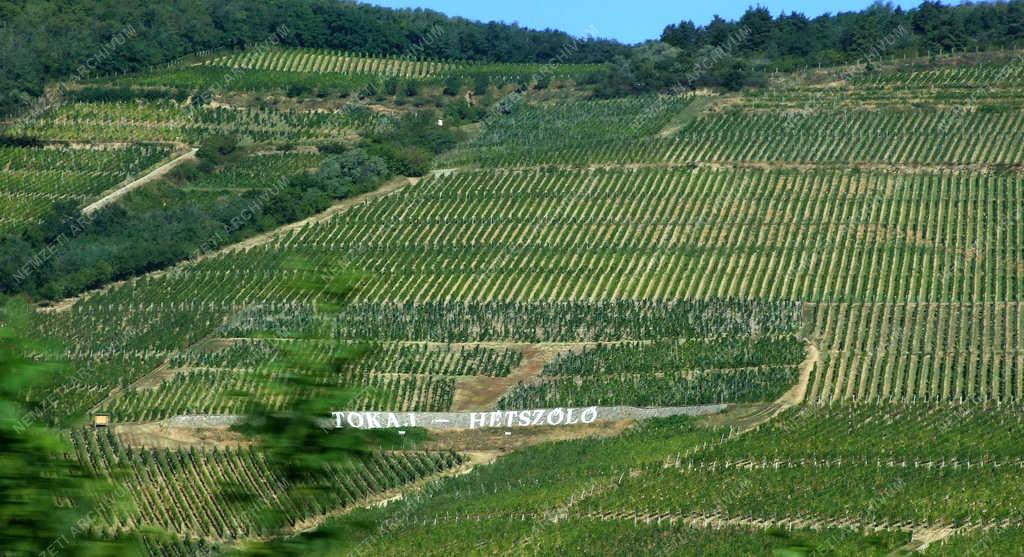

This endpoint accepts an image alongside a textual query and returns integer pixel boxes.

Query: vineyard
[852,59,1024,87]
[436,95,694,168]
[100,341,525,421]
[700,404,1024,461]
[69,428,464,540]
[35,295,800,422]
[923,527,1024,555]
[177,152,326,192]
[25,163,1024,313]
[439,107,1024,168]
[6,101,371,144]
[740,60,1024,112]
[199,47,601,81]
[11,35,1024,556]
[30,128,1024,420]
[128,150,332,214]
[498,337,806,408]
[203,48,464,79]
[353,516,911,556]
[264,167,1020,305]
[574,407,1024,529]
[102,47,603,95]
[340,408,1024,554]
[808,302,1024,403]
[0,144,170,230]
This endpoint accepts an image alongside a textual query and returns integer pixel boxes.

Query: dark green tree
[661,20,700,50]
[739,7,774,52]
[197,133,242,170]
[442,76,462,96]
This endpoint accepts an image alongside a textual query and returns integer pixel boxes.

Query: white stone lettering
[331,407,605,430]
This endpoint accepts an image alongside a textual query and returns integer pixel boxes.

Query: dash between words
[331,407,599,430]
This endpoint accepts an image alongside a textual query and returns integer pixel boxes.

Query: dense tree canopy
[660,1,1024,69]
[594,1,1024,96]
[659,1,1019,59]
[4,1,1023,115]
[0,0,626,117]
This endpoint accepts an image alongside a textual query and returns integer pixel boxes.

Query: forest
[0,0,624,117]
[3,1,1024,116]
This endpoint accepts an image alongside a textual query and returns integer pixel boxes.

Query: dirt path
[126,339,233,392]
[88,336,231,414]
[82,148,198,215]
[89,359,174,414]
[886,526,963,555]
[451,344,564,411]
[779,342,819,407]
[439,158,1024,176]
[174,450,500,544]
[684,341,819,439]
[724,341,819,435]
[38,176,416,313]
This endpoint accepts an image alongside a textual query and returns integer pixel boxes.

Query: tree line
[597,1,1024,95]
[4,1,1024,115]
[0,0,626,117]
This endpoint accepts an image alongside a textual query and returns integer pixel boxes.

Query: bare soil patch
[114,422,250,450]
[451,344,564,411]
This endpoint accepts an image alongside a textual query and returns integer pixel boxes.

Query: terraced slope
[0,144,170,230]
[22,54,1024,552]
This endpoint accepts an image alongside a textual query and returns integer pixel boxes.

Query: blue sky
[367,0,925,44]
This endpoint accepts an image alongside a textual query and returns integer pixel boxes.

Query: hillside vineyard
[5,30,1024,556]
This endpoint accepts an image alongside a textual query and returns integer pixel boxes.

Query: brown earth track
[82,148,198,215]
[450,345,564,411]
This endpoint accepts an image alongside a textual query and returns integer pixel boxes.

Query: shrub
[443,76,462,96]
[286,83,313,98]
[315,149,392,196]
[196,133,241,170]
[364,142,432,177]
